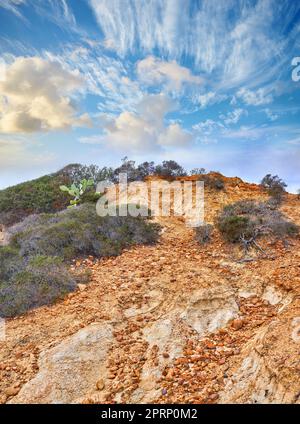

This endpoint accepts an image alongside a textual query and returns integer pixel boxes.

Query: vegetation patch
[195,223,213,244]
[0,204,160,317]
[216,199,298,256]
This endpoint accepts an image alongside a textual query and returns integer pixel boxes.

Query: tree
[260,174,287,202]
[190,167,206,175]
[136,161,155,180]
[57,164,113,185]
[155,160,187,178]
[113,157,138,182]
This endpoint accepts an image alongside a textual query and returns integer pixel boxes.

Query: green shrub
[11,203,160,260]
[216,199,299,244]
[217,215,251,242]
[0,246,24,281]
[0,203,160,317]
[195,224,213,244]
[0,256,78,318]
[0,173,71,226]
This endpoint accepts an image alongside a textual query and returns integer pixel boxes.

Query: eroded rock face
[10,323,113,404]
[219,299,300,404]
[181,287,239,335]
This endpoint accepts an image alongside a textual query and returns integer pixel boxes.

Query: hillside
[0,175,300,404]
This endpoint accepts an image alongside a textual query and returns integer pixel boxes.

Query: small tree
[190,167,206,176]
[136,161,155,180]
[261,174,287,202]
[155,160,187,178]
[113,157,139,182]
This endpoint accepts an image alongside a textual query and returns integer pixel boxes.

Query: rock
[96,379,105,391]
[0,394,7,404]
[9,323,113,404]
[231,319,244,331]
[5,387,20,397]
[77,284,87,292]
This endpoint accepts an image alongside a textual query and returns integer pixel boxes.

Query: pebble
[231,319,244,330]
[96,379,105,391]
[5,387,20,397]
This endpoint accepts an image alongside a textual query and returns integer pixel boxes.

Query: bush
[216,199,298,244]
[195,224,213,244]
[59,164,114,186]
[197,174,225,191]
[217,215,251,242]
[0,246,24,281]
[0,256,78,318]
[11,203,161,260]
[0,173,71,226]
[0,203,160,317]
[261,174,287,201]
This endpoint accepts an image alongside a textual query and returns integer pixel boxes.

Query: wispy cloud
[89,0,300,92]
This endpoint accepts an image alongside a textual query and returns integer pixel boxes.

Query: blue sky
[0,0,299,191]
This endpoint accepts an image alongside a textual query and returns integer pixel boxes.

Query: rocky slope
[0,175,299,404]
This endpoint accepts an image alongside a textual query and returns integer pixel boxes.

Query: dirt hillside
[1,175,300,404]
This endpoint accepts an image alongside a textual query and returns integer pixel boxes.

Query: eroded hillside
[1,175,300,404]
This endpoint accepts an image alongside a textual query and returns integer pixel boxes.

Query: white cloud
[194,91,227,109]
[158,123,192,147]
[264,108,279,122]
[237,87,273,106]
[80,94,191,152]
[0,56,91,133]
[221,108,247,125]
[137,56,203,90]
[192,119,224,135]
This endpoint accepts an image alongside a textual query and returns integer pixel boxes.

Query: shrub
[0,173,71,226]
[0,256,78,318]
[195,224,213,244]
[217,215,251,242]
[0,203,160,317]
[11,203,161,260]
[260,174,287,201]
[0,246,24,281]
[197,175,225,190]
[216,199,298,246]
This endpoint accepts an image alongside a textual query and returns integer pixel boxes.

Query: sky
[0,0,299,191]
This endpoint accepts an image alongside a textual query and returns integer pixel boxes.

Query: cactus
[60,178,95,207]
